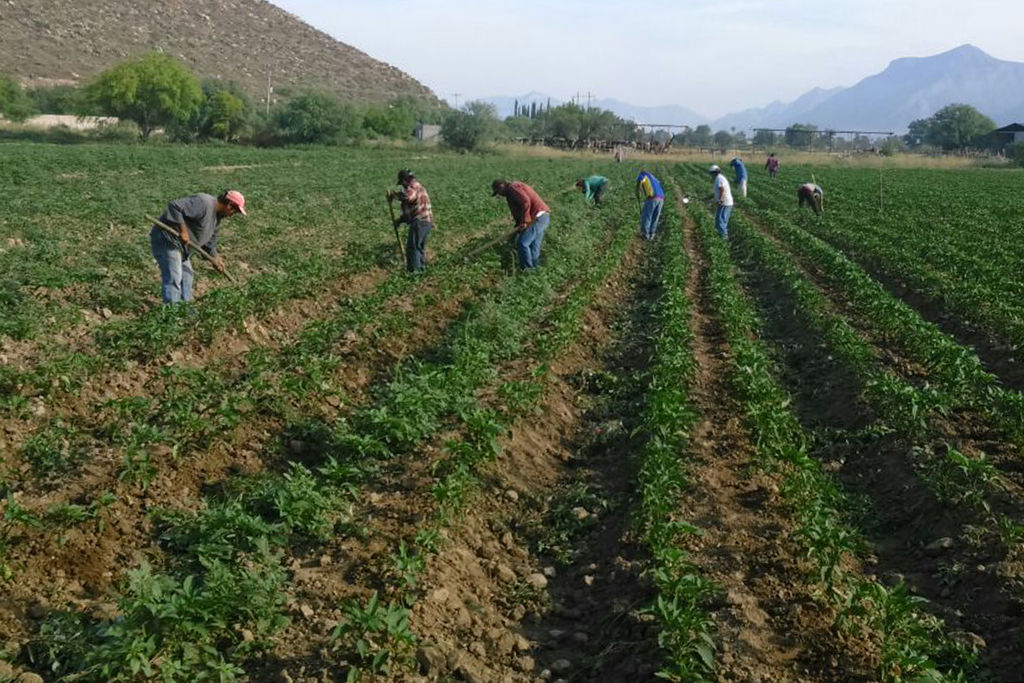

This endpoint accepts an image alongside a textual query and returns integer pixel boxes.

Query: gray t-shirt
[157,193,221,255]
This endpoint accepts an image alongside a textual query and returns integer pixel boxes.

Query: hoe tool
[146,215,237,283]
[384,191,406,264]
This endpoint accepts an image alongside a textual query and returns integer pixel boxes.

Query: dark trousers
[407,219,432,271]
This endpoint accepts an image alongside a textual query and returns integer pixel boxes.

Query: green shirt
[582,175,608,202]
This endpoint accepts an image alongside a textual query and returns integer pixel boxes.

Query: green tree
[276,92,360,144]
[1005,141,1024,167]
[86,53,202,140]
[206,90,247,141]
[441,100,498,151]
[547,103,583,143]
[363,102,415,139]
[713,129,734,148]
[904,118,930,149]
[752,129,778,147]
[691,124,712,147]
[0,73,34,122]
[923,103,996,151]
[785,123,818,148]
[26,84,88,115]
[879,135,905,157]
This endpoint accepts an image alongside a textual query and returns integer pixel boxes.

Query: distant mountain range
[726,44,1024,133]
[485,45,1024,134]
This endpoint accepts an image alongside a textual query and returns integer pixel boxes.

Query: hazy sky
[271,0,1024,119]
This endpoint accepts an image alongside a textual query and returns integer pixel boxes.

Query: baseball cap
[224,190,247,215]
[708,165,721,174]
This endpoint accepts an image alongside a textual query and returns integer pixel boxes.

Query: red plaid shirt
[399,180,433,225]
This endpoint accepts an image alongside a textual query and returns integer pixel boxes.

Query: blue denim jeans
[406,219,432,272]
[150,227,194,303]
[640,198,663,239]
[516,212,550,269]
[715,204,733,239]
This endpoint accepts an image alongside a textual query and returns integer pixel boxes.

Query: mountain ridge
[711,44,1024,132]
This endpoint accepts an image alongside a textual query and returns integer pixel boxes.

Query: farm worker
[730,157,748,198]
[798,182,824,214]
[492,179,551,270]
[388,169,434,272]
[635,169,664,240]
[150,190,246,304]
[576,175,609,206]
[765,153,780,178]
[710,165,733,239]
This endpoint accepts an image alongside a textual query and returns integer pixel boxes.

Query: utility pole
[451,93,462,109]
[265,70,273,118]
[585,92,594,110]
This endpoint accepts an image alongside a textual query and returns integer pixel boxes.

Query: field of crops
[1,142,1023,682]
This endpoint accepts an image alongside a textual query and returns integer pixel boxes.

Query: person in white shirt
[710,165,734,239]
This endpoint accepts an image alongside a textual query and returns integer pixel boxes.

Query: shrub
[86,53,202,140]
[441,101,498,152]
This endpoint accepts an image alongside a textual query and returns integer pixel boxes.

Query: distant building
[993,123,1024,151]
[414,123,442,142]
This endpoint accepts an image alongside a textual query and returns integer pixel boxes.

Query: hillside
[0,0,440,105]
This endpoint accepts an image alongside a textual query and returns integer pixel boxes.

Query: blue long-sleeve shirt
[730,159,748,183]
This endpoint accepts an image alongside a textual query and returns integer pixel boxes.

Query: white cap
[709,164,721,173]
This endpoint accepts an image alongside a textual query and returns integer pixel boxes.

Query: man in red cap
[491,179,550,269]
[150,189,246,303]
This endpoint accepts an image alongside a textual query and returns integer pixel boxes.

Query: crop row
[674,167,977,681]
[739,199,1024,446]
[328,186,639,679]
[680,163,1023,547]
[20,168,636,681]
[633,194,716,681]
[746,164,1024,352]
[0,151,508,420]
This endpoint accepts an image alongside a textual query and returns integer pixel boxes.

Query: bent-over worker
[150,190,246,303]
[798,182,824,214]
[390,170,434,272]
[577,175,609,206]
[492,179,550,270]
[635,169,664,240]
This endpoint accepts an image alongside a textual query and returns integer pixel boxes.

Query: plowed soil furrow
[730,219,1024,679]
[0,265,498,647]
[738,208,1024,496]
[677,192,873,682]
[389,235,659,683]
[0,225,498,466]
[762,207,1024,394]
[242,224,636,681]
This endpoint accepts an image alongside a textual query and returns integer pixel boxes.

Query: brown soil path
[674,187,873,682]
